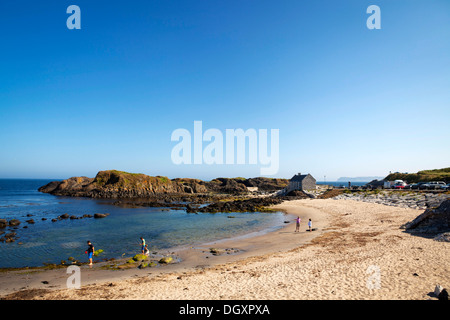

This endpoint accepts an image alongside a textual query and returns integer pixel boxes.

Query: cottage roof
[290,173,308,182]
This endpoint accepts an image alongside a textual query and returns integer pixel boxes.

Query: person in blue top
[140,237,146,254]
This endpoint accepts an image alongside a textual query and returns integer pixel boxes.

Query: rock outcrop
[38,171,181,198]
[186,197,284,213]
[93,213,110,219]
[38,170,289,198]
[401,199,450,234]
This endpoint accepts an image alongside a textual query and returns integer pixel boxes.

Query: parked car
[393,181,408,189]
[410,182,427,190]
[423,181,447,190]
[440,183,450,190]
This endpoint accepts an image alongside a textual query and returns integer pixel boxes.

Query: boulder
[138,262,156,269]
[59,214,70,219]
[209,248,225,256]
[186,204,198,213]
[2,232,17,243]
[0,219,7,228]
[159,256,173,264]
[8,219,20,226]
[94,213,110,219]
[401,199,450,234]
[132,254,148,261]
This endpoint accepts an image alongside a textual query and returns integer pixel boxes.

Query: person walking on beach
[140,237,146,254]
[86,240,94,266]
[308,219,312,232]
[295,216,301,232]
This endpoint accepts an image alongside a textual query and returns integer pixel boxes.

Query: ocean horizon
[317,181,370,187]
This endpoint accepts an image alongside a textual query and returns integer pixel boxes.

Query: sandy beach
[1,198,449,300]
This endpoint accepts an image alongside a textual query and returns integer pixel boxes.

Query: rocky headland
[35,170,294,216]
[38,170,289,199]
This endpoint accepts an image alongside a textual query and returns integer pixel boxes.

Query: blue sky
[1,0,449,180]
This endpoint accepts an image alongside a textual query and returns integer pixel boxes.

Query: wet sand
[1,199,449,300]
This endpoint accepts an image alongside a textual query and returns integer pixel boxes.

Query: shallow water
[0,179,285,268]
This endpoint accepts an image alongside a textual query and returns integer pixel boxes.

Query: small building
[287,173,316,192]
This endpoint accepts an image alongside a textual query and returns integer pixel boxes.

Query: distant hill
[384,168,450,183]
[337,176,384,182]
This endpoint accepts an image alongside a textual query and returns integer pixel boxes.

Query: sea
[316,181,369,187]
[0,179,286,269]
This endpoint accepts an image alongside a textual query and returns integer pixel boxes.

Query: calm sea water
[0,179,286,268]
[316,181,369,187]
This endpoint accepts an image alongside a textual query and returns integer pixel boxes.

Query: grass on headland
[385,167,450,183]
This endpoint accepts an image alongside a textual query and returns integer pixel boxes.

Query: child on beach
[143,244,150,256]
[295,217,301,232]
[308,219,312,232]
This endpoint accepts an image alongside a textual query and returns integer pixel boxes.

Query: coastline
[0,202,321,298]
[1,198,449,300]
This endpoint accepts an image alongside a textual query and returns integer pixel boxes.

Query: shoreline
[0,209,290,272]
[0,201,323,298]
[1,198,448,300]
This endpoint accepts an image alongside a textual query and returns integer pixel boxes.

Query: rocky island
[38,170,289,198]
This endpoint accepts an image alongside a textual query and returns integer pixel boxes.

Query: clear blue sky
[1,0,449,180]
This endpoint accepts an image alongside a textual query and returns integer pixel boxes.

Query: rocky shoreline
[185,197,284,213]
[331,190,449,210]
